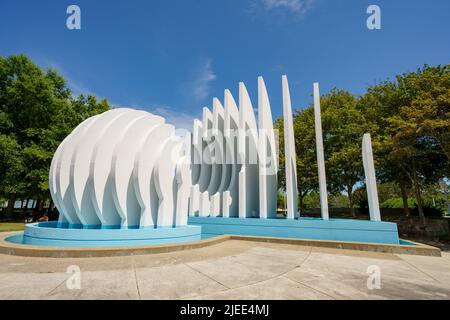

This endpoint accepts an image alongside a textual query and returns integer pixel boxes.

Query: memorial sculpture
[49,108,191,229]
[362,133,381,222]
[189,77,278,220]
[313,82,329,220]
[7,75,400,247]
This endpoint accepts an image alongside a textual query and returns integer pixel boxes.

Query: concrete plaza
[0,239,449,300]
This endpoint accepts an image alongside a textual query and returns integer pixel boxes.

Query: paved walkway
[0,240,449,299]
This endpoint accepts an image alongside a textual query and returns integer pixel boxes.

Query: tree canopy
[0,54,110,218]
[276,65,450,220]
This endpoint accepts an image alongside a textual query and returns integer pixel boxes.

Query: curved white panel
[363,133,381,222]
[210,193,221,217]
[133,123,174,228]
[154,137,183,227]
[221,89,240,217]
[90,110,150,227]
[222,191,232,218]
[206,98,224,196]
[202,107,213,141]
[313,82,329,220]
[258,76,278,219]
[111,114,165,228]
[56,115,100,226]
[50,134,69,225]
[191,119,203,185]
[70,109,132,227]
[189,184,200,217]
[282,76,299,219]
[238,82,259,218]
[198,107,213,192]
[175,155,191,226]
[199,191,210,217]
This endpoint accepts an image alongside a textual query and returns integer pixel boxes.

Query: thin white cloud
[192,59,217,102]
[151,106,196,132]
[259,0,317,15]
[111,103,196,133]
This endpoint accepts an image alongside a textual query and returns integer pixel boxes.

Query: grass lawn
[0,222,25,232]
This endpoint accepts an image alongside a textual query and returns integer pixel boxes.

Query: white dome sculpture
[50,108,190,229]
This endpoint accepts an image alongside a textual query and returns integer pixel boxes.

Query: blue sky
[1,0,449,130]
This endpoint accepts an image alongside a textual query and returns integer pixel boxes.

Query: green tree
[275,106,319,213]
[322,89,376,216]
[0,54,110,218]
[359,81,413,216]
[396,65,450,162]
[0,134,24,218]
[293,107,320,213]
[361,65,449,223]
[276,64,448,224]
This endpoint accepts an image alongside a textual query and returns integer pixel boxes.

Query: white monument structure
[50,76,293,228]
[282,76,299,219]
[39,75,398,247]
[50,108,190,229]
[362,133,381,222]
[313,82,329,220]
[189,77,280,219]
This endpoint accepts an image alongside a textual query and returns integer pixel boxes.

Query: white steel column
[362,133,381,222]
[282,76,299,219]
[313,83,329,220]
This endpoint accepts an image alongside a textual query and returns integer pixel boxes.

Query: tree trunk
[411,161,426,225]
[413,182,426,225]
[47,199,54,214]
[33,198,43,214]
[5,193,16,220]
[399,178,410,217]
[348,185,355,217]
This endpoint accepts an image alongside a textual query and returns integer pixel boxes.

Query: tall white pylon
[258,76,278,219]
[282,76,299,219]
[313,83,329,220]
[362,133,381,222]
[238,82,259,218]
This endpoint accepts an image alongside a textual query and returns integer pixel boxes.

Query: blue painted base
[188,216,400,245]
[10,222,202,247]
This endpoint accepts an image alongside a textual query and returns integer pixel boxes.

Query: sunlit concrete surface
[0,240,449,300]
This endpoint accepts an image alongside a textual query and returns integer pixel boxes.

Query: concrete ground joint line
[232,249,310,289]
[234,247,314,277]
[228,258,297,279]
[46,274,71,297]
[132,257,142,300]
[182,255,305,298]
[183,262,231,290]
[264,248,314,281]
[280,275,337,300]
[398,255,442,284]
[296,247,313,268]
[193,258,307,297]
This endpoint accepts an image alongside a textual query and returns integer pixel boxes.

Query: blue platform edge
[9,222,202,247]
[188,216,400,245]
